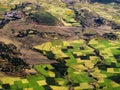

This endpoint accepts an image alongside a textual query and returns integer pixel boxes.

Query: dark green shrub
[30,10,57,26]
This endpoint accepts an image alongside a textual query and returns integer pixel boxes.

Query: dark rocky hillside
[0,42,29,76]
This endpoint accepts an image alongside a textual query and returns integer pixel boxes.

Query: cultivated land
[0,0,120,90]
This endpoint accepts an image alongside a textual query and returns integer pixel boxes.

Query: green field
[0,39,120,89]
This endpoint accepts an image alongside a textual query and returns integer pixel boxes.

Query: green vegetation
[30,10,58,26]
[0,38,120,89]
[43,2,80,26]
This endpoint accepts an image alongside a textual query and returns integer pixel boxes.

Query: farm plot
[89,39,120,89]
[34,40,105,89]
[0,39,120,89]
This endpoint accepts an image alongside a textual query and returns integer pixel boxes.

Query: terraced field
[0,38,120,90]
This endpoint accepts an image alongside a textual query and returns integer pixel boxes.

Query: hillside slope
[0,0,120,90]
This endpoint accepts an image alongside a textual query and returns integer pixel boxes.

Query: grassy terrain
[30,10,58,26]
[73,2,120,25]
[41,2,80,26]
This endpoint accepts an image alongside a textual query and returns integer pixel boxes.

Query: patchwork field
[0,0,120,90]
[0,38,120,90]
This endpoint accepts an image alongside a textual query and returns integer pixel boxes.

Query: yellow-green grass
[0,76,21,85]
[41,2,79,26]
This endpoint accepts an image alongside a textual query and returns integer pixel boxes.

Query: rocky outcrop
[4,11,24,20]
[0,10,24,29]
